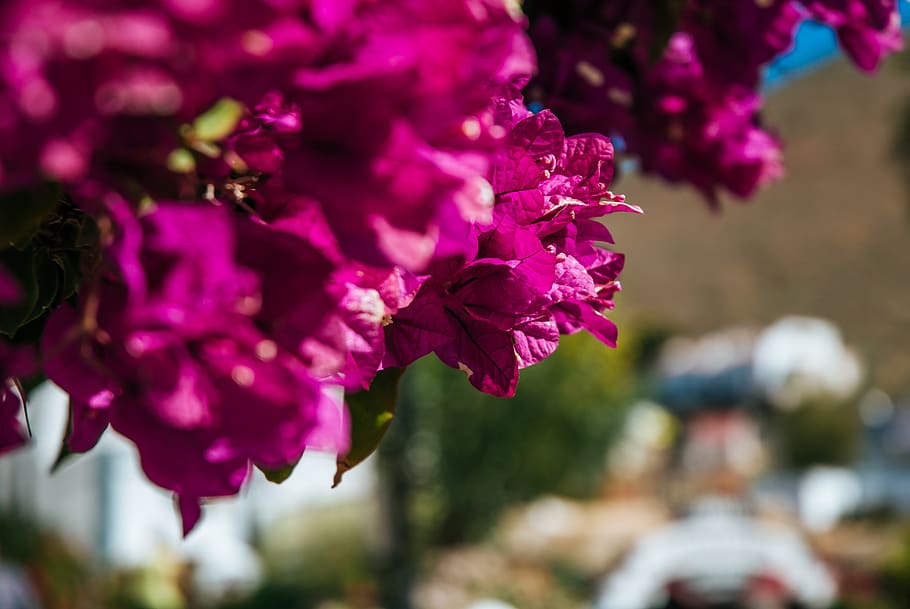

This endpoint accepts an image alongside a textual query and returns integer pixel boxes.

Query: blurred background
[4,19,910,609]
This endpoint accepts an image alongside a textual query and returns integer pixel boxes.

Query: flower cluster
[386,87,639,396]
[2,0,900,533]
[0,1,635,532]
[526,0,901,203]
[0,0,535,269]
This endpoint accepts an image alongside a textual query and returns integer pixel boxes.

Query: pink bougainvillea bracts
[525,0,900,202]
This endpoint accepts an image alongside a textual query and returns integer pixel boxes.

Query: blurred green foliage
[878,524,910,608]
[0,509,98,609]
[393,326,648,546]
[772,397,860,469]
[223,505,380,609]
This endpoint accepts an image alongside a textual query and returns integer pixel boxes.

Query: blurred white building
[753,316,863,410]
[0,382,376,595]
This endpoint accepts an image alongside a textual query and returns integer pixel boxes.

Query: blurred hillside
[608,54,910,392]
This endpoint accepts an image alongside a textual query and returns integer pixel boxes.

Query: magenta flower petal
[553,300,619,348]
[836,19,903,71]
[0,383,26,455]
[1,337,36,457]
[111,398,250,504]
[178,495,203,537]
[509,110,566,158]
[513,315,560,369]
[384,289,455,368]
[41,202,359,533]
[0,267,22,305]
[805,0,902,71]
[300,387,350,455]
[452,259,552,330]
[434,312,519,398]
[42,304,122,408]
[549,255,597,302]
[69,398,112,453]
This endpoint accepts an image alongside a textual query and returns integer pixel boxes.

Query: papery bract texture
[385,88,639,397]
[42,202,349,532]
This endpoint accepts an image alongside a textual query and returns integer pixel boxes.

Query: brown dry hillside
[605,54,910,391]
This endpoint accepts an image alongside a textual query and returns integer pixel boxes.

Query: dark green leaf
[0,247,41,338]
[14,251,61,333]
[51,398,78,473]
[257,458,302,484]
[52,248,83,303]
[0,204,96,339]
[0,183,62,249]
[334,368,405,487]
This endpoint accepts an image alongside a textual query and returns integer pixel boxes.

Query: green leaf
[0,183,62,249]
[17,251,60,329]
[257,458,302,484]
[0,245,76,339]
[334,368,405,487]
[1,204,96,339]
[190,98,244,143]
[50,398,79,474]
[0,247,41,338]
[52,247,84,303]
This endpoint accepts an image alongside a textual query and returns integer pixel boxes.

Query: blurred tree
[386,327,647,548]
[880,529,910,608]
[0,509,98,609]
[772,397,860,469]
[219,505,379,609]
[368,327,651,609]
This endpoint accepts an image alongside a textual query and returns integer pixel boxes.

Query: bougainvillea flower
[626,34,785,203]
[804,0,903,71]
[42,202,349,533]
[0,0,535,275]
[386,253,556,395]
[493,100,639,343]
[385,87,637,397]
[685,0,802,87]
[525,0,898,203]
[528,14,637,139]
